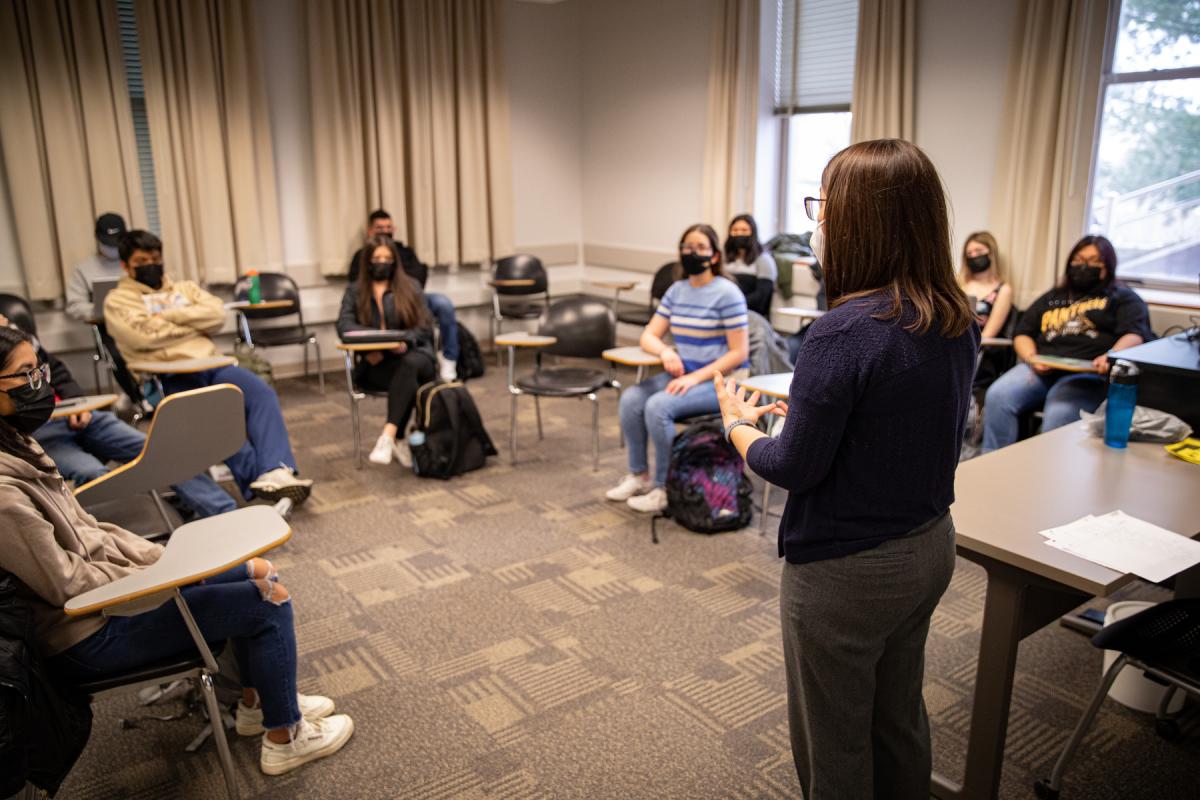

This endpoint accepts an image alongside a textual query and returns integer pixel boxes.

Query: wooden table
[603,346,660,383]
[488,279,537,288]
[126,355,238,375]
[593,279,640,317]
[223,299,295,311]
[776,306,826,321]
[934,423,1200,800]
[51,394,119,420]
[980,337,1013,348]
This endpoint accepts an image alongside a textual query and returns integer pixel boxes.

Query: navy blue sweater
[746,294,979,564]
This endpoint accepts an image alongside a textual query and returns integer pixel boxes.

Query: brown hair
[820,139,973,337]
[677,223,724,277]
[355,236,428,329]
[958,230,1003,284]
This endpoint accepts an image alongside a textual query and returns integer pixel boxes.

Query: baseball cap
[94,213,127,246]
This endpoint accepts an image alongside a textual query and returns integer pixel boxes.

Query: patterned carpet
[59,359,1198,799]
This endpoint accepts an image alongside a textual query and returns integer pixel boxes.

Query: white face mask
[810,224,826,266]
[98,243,119,260]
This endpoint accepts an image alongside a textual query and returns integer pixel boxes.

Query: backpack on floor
[235,348,274,386]
[652,420,752,542]
[455,323,485,381]
[410,380,497,479]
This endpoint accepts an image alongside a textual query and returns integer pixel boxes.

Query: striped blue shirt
[655,276,749,373]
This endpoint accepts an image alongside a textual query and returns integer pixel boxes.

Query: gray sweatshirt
[65,252,124,322]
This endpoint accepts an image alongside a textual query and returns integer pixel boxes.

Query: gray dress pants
[779,512,955,799]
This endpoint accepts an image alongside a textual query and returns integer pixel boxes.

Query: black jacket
[0,573,92,796]
[42,349,85,400]
[335,284,436,362]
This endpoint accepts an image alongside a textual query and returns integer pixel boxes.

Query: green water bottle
[247,270,262,304]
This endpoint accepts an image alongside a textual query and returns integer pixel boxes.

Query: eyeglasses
[803,197,825,222]
[0,362,50,390]
[680,245,713,256]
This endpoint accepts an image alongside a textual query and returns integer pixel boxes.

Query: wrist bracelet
[724,418,755,442]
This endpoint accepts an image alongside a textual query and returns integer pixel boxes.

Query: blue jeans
[426,292,459,360]
[618,371,720,486]
[981,363,1107,453]
[162,365,298,499]
[51,562,301,730]
[34,411,236,518]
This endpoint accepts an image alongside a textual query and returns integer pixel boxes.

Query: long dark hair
[724,214,763,266]
[0,326,47,470]
[355,236,429,329]
[1057,235,1119,292]
[678,224,724,277]
[820,139,973,337]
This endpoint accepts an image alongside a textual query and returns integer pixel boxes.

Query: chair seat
[74,642,226,694]
[677,412,721,426]
[1091,598,1200,679]
[243,327,313,347]
[617,309,654,326]
[516,366,612,397]
[498,302,546,320]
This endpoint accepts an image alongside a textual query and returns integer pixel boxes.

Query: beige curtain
[305,0,513,276]
[0,0,145,301]
[135,0,282,284]
[991,0,1110,307]
[702,0,760,230]
[850,0,916,143]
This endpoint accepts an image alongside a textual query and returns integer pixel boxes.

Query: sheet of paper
[1040,510,1200,583]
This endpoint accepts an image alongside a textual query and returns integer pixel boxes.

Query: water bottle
[408,430,425,448]
[247,270,262,304]
[1104,359,1139,449]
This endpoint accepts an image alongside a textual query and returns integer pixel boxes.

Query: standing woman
[337,236,437,467]
[605,224,749,514]
[725,214,777,316]
[715,139,978,797]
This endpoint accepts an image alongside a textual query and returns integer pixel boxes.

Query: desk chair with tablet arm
[489,255,550,364]
[73,384,247,537]
[232,273,324,394]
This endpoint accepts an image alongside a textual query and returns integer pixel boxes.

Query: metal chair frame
[233,273,325,395]
[341,350,389,470]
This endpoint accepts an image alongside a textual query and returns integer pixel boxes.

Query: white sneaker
[606,473,653,502]
[627,486,668,513]
[438,353,458,382]
[249,467,313,505]
[368,434,395,465]
[236,694,335,736]
[260,714,355,776]
[394,438,412,468]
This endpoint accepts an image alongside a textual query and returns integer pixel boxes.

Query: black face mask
[728,235,753,253]
[966,254,991,274]
[1067,263,1103,293]
[134,263,164,290]
[4,382,55,434]
[680,252,713,276]
[369,261,396,282]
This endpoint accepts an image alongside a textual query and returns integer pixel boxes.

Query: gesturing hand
[713,371,788,429]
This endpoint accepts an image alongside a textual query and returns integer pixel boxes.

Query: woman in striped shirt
[606,224,750,513]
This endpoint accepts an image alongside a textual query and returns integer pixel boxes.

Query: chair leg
[589,393,599,471]
[312,338,325,395]
[509,391,519,466]
[534,395,544,440]
[303,341,310,380]
[150,490,177,534]
[1042,653,1130,794]
[344,352,363,469]
[760,481,772,536]
[198,672,240,800]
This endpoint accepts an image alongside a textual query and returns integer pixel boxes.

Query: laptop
[91,277,122,321]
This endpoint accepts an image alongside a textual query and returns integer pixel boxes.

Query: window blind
[116,0,159,234]
[774,0,860,114]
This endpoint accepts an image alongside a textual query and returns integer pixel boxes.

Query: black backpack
[652,421,753,542]
[455,322,485,381]
[410,380,497,479]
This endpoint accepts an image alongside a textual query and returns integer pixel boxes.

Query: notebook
[91,277,122,321]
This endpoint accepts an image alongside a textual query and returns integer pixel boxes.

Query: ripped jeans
[51,560,302,730]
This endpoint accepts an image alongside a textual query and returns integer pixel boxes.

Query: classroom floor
[61,360,1199,799]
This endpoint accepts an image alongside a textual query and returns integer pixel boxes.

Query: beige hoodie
[0,445,163,656]
[103,274,226,365]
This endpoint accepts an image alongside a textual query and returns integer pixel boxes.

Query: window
[774,0,859,233]
[116,0,159,235]
[1087,0,1200,289]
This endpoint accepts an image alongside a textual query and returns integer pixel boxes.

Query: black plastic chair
[502,297,619,470]
[615,262,679,327]
[0,292,37,337]
[233,273,324,393]
[490,255,550,363]
[1035,599,1200,799]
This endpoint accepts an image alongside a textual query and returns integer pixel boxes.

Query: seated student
[347,209,459,382]
[0,315,235,518]
[958,231,1015,396]
[0,326,353,775]
[103,230,313,504]
[982,234,1152,453]
[337,236,436,467]
[606,224,749,513]
[724,214,777,317]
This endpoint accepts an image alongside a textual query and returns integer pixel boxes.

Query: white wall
[913,0,1019,256]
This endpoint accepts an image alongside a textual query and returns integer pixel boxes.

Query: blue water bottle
[1104,359,1139,449]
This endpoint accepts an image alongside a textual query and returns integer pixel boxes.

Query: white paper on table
[1041,510,1200,583]
[1038,515,1095,538]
